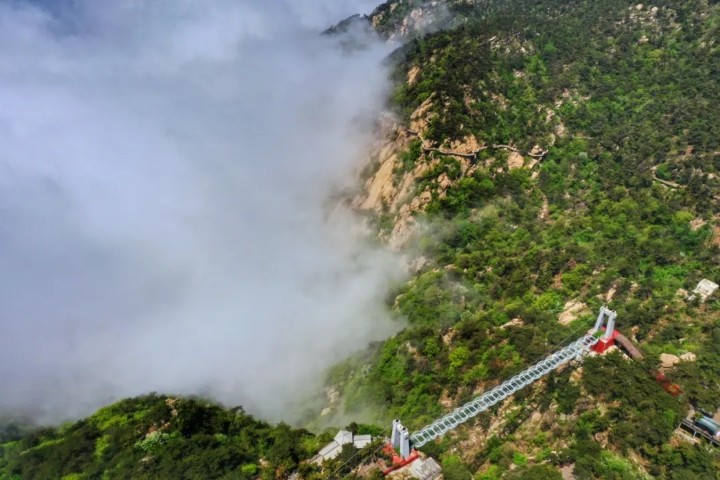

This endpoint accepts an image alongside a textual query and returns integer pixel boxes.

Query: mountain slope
[322,0,720,477]
[0,395,320,480]
[3,0,720,479]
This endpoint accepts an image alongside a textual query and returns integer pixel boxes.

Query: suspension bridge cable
[411,333,599,446]
[324,440,388,480]
[409,313,610,446]
[423,317,594,425]
[328,321,598,467]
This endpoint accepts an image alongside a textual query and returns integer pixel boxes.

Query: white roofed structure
[313,430,374,464]
[693,279,719,302]
[316,441,343,462]
[334,430,354,445]
[353,434,372,448]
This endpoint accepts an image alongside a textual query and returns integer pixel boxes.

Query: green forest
[3,0,720,478]
[325,0,720,477]
[0,395,323,480]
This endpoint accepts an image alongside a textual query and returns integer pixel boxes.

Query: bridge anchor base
[592,328,619,354]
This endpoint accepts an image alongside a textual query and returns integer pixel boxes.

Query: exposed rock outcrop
[558,300,589,325]
[660,353,680,369]
[680,352,697,362]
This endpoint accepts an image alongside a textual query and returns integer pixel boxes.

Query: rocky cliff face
[370,0,449,40]
[353,101,544,250]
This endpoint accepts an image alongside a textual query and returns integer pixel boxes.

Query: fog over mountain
[0,0,400,422]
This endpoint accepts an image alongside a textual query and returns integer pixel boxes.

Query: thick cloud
[0,0,400,423]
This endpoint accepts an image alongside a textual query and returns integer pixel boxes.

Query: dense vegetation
[0,395,322,480]
[325,0,720,478]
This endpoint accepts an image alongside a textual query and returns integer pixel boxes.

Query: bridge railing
[409,333,599,447]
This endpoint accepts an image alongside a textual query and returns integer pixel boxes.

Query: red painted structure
[590,327,683,396]
[592,328,619,354]
[381,444,420,475]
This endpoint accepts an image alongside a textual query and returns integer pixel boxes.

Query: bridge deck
[410,334,599,447]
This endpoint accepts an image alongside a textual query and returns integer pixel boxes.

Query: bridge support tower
[391,419,411,459]
[592,306,618,354]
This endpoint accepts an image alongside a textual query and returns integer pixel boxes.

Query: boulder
[680,352,697,362]
[660,353,680,369]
